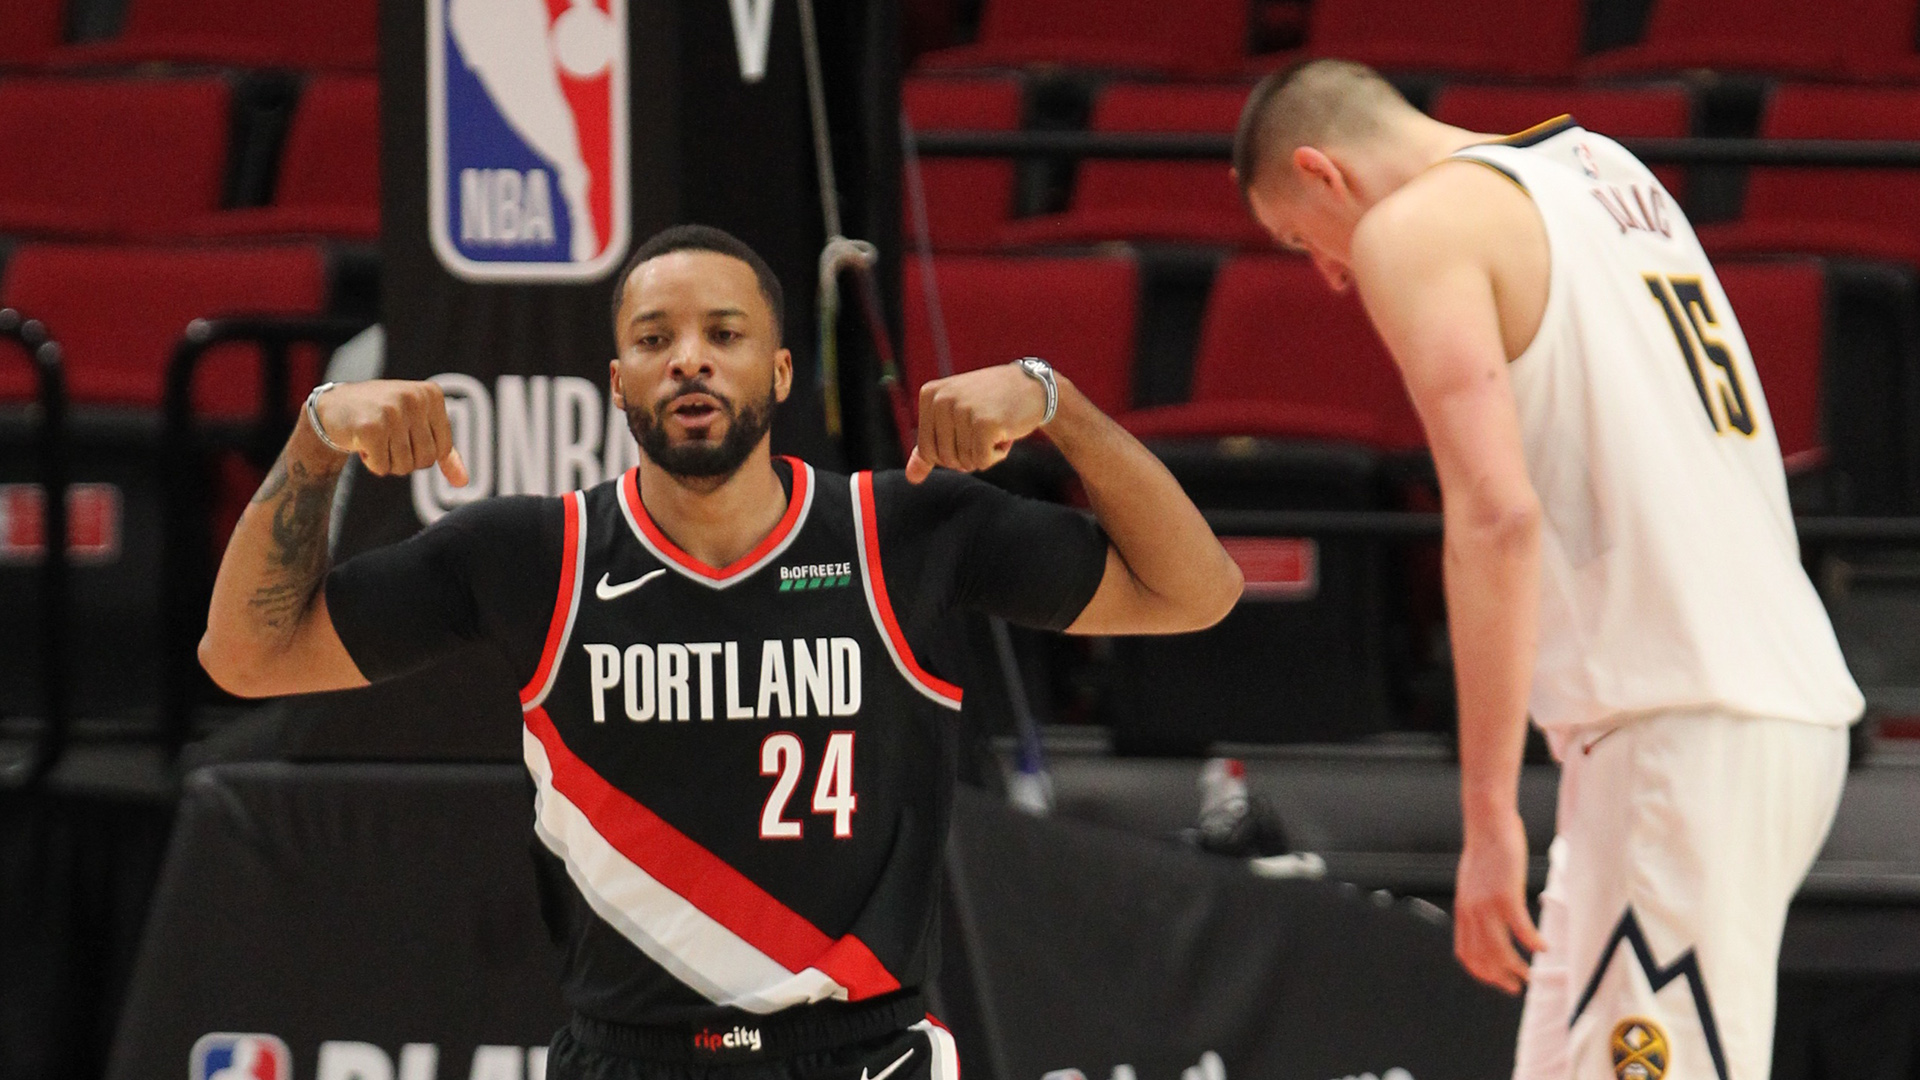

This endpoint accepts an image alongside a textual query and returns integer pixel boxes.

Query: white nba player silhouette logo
[429,0,631,281]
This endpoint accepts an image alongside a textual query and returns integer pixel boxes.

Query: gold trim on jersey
[1493,114,1578,148]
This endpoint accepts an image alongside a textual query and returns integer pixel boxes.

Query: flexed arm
[907,363,1243,635]
[199,381,468,698]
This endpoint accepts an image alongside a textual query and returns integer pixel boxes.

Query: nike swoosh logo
[595,568,666,601]
[861,1048,914,1080]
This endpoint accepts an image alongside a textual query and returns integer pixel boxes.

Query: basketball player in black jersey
[198,224,1242,1080]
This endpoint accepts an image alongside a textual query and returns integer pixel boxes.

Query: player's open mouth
[669,395,723,422]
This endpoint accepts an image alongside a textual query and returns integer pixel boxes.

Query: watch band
[304,381,350,454]
[1014,357,1058,425]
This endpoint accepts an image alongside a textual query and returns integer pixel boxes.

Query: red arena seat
[0,0,66,68]
[1123,255,1423,450]
[1586,0,1919,79]
[914,0,1247,77]
[1696,86,1920,267]
[1429,83,1692,197]
[1000,83,1267,249]
[55,0,377,70]
[1258,0,1584,78]
[0,77,231,240]
[1714,259,1827,469]
[902,76,1022,251]
[193,76,380,240]
[0,245,328,418]
[903,255,1139,416]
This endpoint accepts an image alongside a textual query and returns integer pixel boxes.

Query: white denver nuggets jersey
[1449,119,1862,733]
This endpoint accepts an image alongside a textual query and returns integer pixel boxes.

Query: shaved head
[1234,59,1418,197]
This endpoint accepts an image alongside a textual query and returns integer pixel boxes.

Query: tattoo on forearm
[246,454,341,636]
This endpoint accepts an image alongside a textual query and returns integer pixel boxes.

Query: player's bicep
[1062,547,1177,635]
[276,592,373,693]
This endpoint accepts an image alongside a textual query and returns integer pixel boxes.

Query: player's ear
[608,359,627,410]
[772,348,793,403]
[1292,145,1341,195]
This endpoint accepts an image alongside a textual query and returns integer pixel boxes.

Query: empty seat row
[0,243,331,418]
[915,0,1920,79]
[900,252,1836,468]
[905,77,1920,266]
[0,0,376,70]
[0,75,377,242]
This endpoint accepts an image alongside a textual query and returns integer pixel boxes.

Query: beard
[627,378,777,482]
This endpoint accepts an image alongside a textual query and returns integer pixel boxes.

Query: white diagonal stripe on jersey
[849,475,962,711]
[522,727,851,1012]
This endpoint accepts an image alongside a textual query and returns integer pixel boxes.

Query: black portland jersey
[524,458,962,1024]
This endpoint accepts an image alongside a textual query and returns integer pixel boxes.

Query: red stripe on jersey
[855,472,962,704]
[521,493,584,705]
[522,704,903,1000]
[621,457,810,581]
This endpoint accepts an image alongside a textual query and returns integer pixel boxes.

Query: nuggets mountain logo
[1611,1018,1669,1080]
[428,0,630,282]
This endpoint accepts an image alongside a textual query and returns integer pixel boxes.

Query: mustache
[653,379,734,416]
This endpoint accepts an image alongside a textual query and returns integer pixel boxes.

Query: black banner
[941,788,1521,1080]
[108,765,1522,1080]
[106,764,568,1080]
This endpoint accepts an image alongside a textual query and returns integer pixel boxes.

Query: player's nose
[665,338,716,381]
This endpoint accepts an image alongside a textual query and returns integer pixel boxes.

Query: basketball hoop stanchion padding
[0,308,67,787]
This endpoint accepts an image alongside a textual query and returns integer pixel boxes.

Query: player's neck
[1366,117,1489,198]
[637,446,789,570]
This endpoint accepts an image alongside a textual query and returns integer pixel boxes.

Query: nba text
[581,638,863,723]
[412,373,642,525]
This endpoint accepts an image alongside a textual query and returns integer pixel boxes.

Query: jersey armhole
[520,491,587,710]
[851,472,964,711]
[1445,149,1565,369]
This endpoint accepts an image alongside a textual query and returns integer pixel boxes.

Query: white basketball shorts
[1512,710,1847,1080]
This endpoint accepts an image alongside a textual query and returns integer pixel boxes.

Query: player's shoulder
[1353,155,1542,281]
[424,493,564,553]
[867,467,1011,528]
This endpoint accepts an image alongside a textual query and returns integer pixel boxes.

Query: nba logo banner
[429,0,630,282]
[190,1033,292,1080]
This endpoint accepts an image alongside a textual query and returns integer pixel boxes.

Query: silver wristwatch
[304,381,350,454]
[1013,356,1058,425]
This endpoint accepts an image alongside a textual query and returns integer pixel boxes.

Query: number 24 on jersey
[760,732,857,840]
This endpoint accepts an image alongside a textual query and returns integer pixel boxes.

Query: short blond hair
[1234,59,1414,196]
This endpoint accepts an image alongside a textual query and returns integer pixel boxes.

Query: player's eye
[636,333,667,349]
[710,328,741,344]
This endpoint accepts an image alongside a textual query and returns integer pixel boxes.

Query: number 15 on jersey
[1644,273,1756,437]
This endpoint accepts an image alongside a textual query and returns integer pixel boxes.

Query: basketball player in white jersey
[1233,60,1863,1080]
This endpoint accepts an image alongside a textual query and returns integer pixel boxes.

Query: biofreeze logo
[581,638,862,723]
[779,562,852,591]
[694,1025,763,1054]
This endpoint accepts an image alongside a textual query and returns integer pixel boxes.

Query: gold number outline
[1643,273,1757,438]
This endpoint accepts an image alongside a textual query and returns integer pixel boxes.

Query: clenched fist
[906,362,1053,483]
[311,379,469,485]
